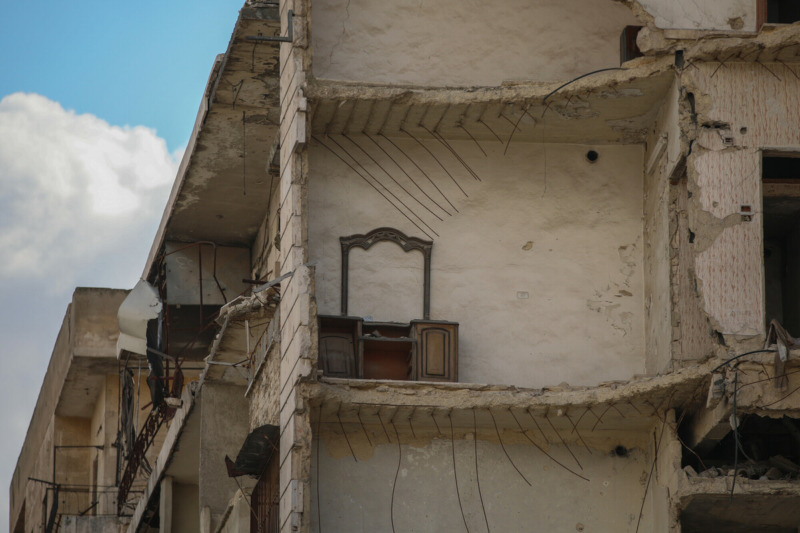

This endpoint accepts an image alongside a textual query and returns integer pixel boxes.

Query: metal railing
[117,405,169,515]
[44,485,118,533]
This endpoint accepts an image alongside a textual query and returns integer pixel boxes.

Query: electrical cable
[541,68,627,104]
[710,349,777,373]
[730,371,739,500]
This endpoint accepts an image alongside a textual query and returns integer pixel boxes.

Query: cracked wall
[309,137,646,387]
[682,61,800,341]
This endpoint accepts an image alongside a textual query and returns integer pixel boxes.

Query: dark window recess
[682,414,800,476]
[620,26,643,64]
[679,414,800,533]
[763,154,800,333]
[763,155,800,181]
[768,0,800,23]
[319,316,458,382]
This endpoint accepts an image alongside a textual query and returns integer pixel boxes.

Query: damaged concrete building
[11,0,800,531]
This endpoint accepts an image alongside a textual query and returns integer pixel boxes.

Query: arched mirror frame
[340,227,433,320]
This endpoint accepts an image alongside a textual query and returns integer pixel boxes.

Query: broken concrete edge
[677,474,800,500]
[214,489,248,533]
[217,290,279,324]
[306,56,675,108]
[126,382,198,533]
[639,19,800,58]
[303,364,711,415]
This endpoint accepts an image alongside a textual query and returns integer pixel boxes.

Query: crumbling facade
[11,1,800,532]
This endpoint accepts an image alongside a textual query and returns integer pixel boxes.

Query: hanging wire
[242,111,247,196]
[390,421,402,533]
[448,411,470,532]
[730,370,740,500]
[316,409,323,533]
[710,349,777,373]
[473,410,491,533]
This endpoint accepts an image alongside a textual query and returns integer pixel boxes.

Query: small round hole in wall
[740,126,748,135]
[613,445,629,457]
[586,150,599,163]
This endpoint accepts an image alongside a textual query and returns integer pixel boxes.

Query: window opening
[679,414,800,532]
[767,0,800,23]
[763,153,800,334]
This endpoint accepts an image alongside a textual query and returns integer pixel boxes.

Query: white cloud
[0,92,179,288]
[0,94,180,529]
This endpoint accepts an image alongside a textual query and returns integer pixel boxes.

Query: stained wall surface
[311,0,640,86]
[687,62,800,337]
[309,137,646,387]
[643,79,680,374]
[311,436,657,532]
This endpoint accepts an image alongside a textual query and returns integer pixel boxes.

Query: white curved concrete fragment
[117,279,163,357]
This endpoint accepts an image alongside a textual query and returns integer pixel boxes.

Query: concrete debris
[689,457,800,481]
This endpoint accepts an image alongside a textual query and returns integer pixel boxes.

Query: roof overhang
[308,57,675,146]
[306,364,709,447]
[143,4,282,279]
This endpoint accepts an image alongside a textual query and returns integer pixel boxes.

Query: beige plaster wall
[88,375,119,514]
[309,137,646,387]
[311,435,660,532]
[638,0,755,31]
[199,383,251,532]
[71,288,126,358]
[172,483,200,533]
[643,79,680,374]
[311,0,640,86]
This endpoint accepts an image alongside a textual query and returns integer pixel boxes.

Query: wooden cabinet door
[413,322,458,382]
[320,333,356,378]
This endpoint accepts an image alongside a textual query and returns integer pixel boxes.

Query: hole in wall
[586,150,599,163]
[612,445,629,457]
[740,126,748,135]
[681,414,800,478]
[688,229,695,243]
[675,50,685,68]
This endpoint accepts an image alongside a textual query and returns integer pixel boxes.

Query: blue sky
[0,1,246,528]
[1,1,245,152]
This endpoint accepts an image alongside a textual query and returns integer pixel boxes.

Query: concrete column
[198,383,250,532]
[159,476,173,533]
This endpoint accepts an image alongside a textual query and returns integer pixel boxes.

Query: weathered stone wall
[251,175,283,283]
[249,340,281,429]
[10,310,71,531]
[278,1,315,531]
